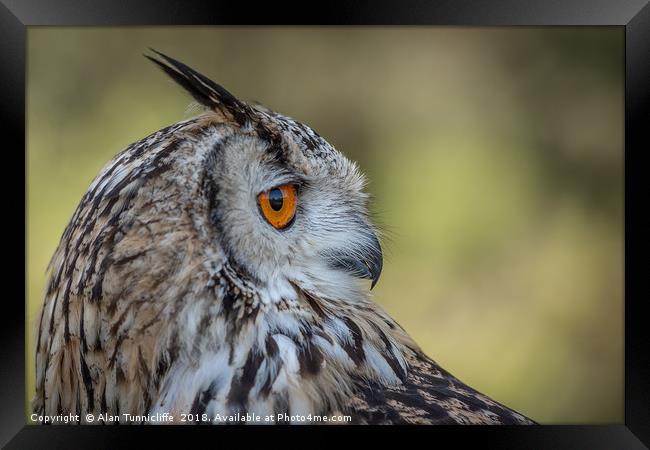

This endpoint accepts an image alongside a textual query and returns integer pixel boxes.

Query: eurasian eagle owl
[33,50,534,425]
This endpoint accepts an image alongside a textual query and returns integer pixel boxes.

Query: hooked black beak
[324,229,383,289]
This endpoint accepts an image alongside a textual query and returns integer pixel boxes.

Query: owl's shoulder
[344,349,536,425]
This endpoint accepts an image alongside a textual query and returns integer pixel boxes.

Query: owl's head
[137,50,382,307]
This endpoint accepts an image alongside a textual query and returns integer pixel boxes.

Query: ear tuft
[145,49,251,124]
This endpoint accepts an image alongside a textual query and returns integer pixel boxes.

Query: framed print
[3,0,649,448]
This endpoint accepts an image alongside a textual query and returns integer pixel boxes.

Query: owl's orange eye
[257,184,297,230]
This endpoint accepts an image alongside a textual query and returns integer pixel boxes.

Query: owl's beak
[324,229,383,289]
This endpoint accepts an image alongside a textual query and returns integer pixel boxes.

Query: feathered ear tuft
[145,49,251,124]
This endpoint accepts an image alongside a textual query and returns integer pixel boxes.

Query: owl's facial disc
[209,132,383,303]
[256,183,382,288]
[256,178,383,290]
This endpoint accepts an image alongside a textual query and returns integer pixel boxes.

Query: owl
[33,50,535,425]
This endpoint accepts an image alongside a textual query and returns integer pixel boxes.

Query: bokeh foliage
[26,27,623,423]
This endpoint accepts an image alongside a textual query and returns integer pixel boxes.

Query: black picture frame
[3,1,648,448]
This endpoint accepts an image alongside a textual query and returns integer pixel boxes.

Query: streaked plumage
[33,51,535,425]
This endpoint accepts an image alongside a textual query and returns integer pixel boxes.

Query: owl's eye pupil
[268,188,284,211]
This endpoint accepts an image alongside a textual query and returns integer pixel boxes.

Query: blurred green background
[26,27,623,424]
